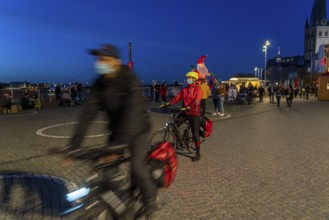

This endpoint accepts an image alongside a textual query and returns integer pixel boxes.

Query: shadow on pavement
[0,171,73,217]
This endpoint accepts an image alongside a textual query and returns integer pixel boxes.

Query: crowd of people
[0,92,41,114]
[222,82,318,108]
[55,82,87,106]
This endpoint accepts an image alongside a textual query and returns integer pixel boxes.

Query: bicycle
[60,145,137,220]
[148,108,203,153]
[224,95,237,105]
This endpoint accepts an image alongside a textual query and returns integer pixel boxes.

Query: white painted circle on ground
[0,111,37,118]
[36,121,110,138]
[219,113,231,119]
[209,113,231,120]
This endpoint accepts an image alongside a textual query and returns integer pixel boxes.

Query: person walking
[161,71,203,161]
[268,84,275,103]
[286,85,294,108]
[199,78,211,117]
[275,84,283,107]
[258,85,265,102]
[61,44,158,219]
[211,78,220,116]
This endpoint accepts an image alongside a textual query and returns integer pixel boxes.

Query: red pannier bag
[200,116,213,138]
[147,141,178,188]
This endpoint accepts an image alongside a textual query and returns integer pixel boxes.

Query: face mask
[187,79,194,85]
[94,62,115,75]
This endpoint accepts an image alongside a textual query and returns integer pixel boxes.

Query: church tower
[304,0,329,61]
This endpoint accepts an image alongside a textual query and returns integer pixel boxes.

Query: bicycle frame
[162,110,193,151]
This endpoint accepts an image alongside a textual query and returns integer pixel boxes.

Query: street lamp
[262,40,270,82]
[254,67,258,78]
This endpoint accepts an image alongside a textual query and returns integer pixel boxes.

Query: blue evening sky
[0,0,317,84]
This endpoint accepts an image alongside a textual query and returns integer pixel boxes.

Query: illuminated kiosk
[318,73,329,101]
[228,77,261,91]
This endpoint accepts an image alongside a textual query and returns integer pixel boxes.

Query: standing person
[61,44,158,218]
[275,84,283,107]
[1,92,12,113]
[293,87,298,98]
[20,93,32,110]
[162,71,203,161]
[34,94,41,110]
[268,84,275,103]
[258,85,265,102]
[55,85,62,104]
[160,81,167,102]
[211,78,220,116]
[154,82,160,103]
[286,85,294,108]
[218,82,226,116]
[77,82,83,104]
[150,82,156,103]
[305,84,310,99]
[199,78,211,117]
[69,84,78,104]
[239,82,246,93]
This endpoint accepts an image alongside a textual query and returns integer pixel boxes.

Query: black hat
[88,44,120,58]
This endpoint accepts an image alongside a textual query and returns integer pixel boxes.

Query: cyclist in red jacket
[162,71,203,161]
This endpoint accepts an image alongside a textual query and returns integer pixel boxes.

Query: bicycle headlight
[66,187,90,202]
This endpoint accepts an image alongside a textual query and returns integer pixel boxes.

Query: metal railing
[0,85,183,106]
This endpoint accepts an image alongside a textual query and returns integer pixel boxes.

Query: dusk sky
[0,0,320,84]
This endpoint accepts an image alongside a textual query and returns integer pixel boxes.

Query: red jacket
[160,85,167,97]
[169,84,203,116]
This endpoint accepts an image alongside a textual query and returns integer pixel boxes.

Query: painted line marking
[36,121,110,139]
[0,111,37,118]
[209,114,231,120]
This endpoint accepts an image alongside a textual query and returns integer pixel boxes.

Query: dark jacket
[286,88,294,100]
[70,65,150,147]
[211,84,219,98]
[0,96,11,108]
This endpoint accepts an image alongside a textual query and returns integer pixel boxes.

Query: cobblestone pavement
[1,96,329,219]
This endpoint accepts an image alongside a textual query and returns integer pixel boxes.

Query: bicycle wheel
[147,129,176,151]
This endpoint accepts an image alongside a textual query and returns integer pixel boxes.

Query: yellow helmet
[185,71,199,80]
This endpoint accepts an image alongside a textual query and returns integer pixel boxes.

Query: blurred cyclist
[67,44,158,218]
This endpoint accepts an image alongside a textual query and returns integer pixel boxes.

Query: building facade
[267,52,308,86]
[267,0,328,86]
[304,0,329,61]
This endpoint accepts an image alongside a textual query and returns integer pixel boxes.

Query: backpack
[200,116,213,138]
[147,141,178,188]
